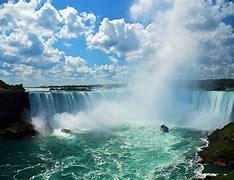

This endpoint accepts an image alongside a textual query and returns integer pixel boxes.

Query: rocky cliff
[0,80,37,139]
[0,92,30,129]
[198,122,234,168]
[197,122,234,179]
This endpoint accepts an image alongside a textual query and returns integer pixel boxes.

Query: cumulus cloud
[59,6,96,38]
[0,1,62,69]
[87,0,234,79]
[64,56,90,74]
[86,18,153,60]
[130,0,173,23]
[0,0,233,85]
[0,0,102,85]
[36,2,62,34]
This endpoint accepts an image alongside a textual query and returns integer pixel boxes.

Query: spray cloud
[33,0,234,132]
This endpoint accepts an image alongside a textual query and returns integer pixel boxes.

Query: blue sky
[51,0,133,67]
[51,0,133,20]
[0,0,233,86]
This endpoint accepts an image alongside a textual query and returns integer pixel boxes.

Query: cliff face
[0,92,30,129]
[198,122,234,168]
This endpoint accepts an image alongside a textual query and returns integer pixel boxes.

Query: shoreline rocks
[0,120,38,140]
[198,122,234,168]
[197,122,234,179]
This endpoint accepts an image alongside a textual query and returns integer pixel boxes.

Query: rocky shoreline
[197,122,234,179]
[0,120,38,140]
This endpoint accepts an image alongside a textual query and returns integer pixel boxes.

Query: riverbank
[198,122,234,179]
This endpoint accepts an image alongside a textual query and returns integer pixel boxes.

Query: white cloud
[130,0,173,23]
[0,0,100,85]
[0,1,64,69]
[109,56,118,63]
[87,18,153,61]
[64,56,88,73]
[36,3,63,35]
[59,6,96,38]
[94,64,114,72]
[0,0,233,85]
[0,1,98,75]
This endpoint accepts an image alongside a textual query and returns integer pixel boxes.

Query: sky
[0,0,233,86]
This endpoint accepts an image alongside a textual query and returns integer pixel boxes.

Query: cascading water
[1,89,233,179]
[28,88,234,131]
[175,89,234,123]
[29,91,93,120]
[28,88,127,120]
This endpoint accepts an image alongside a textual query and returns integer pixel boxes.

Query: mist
[32,0,231,133]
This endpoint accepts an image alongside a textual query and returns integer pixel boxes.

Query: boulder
[198,122,234,168]
[0,121,38,140]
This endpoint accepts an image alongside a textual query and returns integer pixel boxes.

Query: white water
[28,88,234,132]
[176,89,234,122]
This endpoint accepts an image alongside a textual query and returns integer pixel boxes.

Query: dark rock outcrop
[0,92,30,129]
[198,122,234,168]
[0,91,38,140]
[0,80,37,140]
[0,121,38,140]
[0,80,25,92]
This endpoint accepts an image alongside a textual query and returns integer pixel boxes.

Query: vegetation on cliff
[49,86,92,91]
[198,122,234,168]
[198,122,234,179]
[176,79,234,91]
[41,84,125,91]
[0,80,25,92]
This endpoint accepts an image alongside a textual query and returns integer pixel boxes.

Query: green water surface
[0,126,206,180]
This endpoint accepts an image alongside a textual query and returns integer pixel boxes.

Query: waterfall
[175,89,234,122]
[29,91,104,120]
[28,88,127,120]
[28,89,234,126]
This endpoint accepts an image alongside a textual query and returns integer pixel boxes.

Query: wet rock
[203,170,234,179]
[0,121,38,140]
[198,122,234,169]
[212,162,227,167]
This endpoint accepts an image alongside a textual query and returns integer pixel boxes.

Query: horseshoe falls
[0,88,233,179]
[29,89,234,130]
[175,89,234,125]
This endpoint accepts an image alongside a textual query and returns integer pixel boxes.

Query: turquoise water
[0,125,206,179]
[2,89,232,179]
